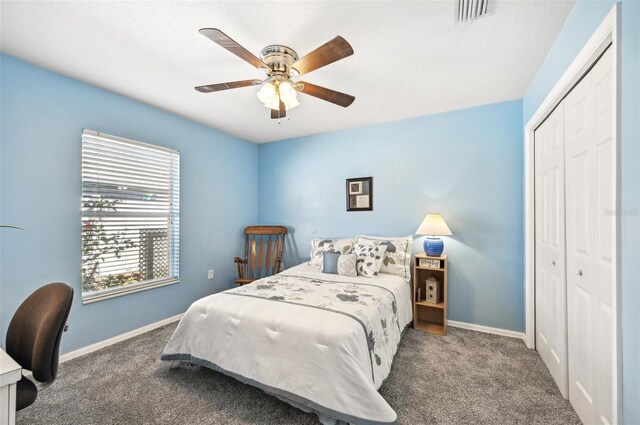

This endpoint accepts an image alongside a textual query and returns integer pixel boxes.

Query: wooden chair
[234,226,288,285]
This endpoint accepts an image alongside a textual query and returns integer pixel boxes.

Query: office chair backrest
[5,282,74,383]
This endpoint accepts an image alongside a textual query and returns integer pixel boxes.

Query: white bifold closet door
[564,47,615,425]
[534,102,568,397]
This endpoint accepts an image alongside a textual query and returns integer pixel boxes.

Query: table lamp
[416,213,452,257]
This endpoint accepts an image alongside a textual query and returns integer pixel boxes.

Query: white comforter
[161,264,412,424]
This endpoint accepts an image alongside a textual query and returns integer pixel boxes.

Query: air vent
[457,0,489,22]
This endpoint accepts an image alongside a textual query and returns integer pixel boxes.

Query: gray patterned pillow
[337,253,357,277]
[308,238,356,266]
[356,235,413,280]
[353,244,388,278]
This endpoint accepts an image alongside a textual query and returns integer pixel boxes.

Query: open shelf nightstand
[413,253,448,335]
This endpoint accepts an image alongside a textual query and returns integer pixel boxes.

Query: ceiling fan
[195,29,355,120]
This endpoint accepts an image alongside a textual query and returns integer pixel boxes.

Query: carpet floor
[17,323,580,425]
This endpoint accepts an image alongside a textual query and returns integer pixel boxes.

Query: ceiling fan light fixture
[264,98,281,110]
[279,80,300,111]
[257,81,278,107]
[257,79,300,111]
[283,97,300,111]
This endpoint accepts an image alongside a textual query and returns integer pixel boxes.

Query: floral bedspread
[227,273,401,384]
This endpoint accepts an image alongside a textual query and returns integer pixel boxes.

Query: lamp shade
[416,214,452,236]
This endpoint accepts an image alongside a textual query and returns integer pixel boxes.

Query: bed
[161,262,412,424]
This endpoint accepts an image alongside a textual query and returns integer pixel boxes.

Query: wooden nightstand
[413,253,448,335]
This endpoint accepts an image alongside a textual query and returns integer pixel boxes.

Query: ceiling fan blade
[291,36,354,76]
[271,100,287,120]
[199,28,270,71]
[195,79,261,93]
[297,82,355,108]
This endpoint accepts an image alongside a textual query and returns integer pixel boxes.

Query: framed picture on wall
[346,177,373,211]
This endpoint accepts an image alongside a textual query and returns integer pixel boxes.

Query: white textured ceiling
[0,1,574,143]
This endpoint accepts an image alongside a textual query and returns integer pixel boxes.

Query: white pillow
[353,243,388,278]
[337,253,358,277]
[356,235,413,280]
[308,238,356,266]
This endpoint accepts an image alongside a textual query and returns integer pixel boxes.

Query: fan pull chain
[276,114,291,124]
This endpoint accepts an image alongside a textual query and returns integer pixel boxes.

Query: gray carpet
[17,323,580,425]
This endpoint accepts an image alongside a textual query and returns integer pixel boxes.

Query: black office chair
[5,282,74,410]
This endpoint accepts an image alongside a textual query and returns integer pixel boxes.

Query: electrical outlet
[207,270,214,280]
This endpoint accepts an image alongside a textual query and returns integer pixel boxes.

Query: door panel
[565,47,614,425]
[572,151,590,255]
[599,303,614,420]
[573,286,592,400]
[534,102,568,397]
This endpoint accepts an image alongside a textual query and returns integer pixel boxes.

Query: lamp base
[423,237,444,257]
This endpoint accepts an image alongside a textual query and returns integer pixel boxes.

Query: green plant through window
[82,197,139,292]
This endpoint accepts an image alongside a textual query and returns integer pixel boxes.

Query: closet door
[534,103,568,397]
[564,47,614,425]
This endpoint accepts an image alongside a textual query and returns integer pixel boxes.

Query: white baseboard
[59,313,183,363]
[447,320,526,341]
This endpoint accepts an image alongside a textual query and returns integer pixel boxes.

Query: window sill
[82,278,179,304]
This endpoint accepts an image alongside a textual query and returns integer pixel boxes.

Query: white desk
[0,349,21,425]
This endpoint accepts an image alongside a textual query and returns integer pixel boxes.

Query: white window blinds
[81,129,180,302]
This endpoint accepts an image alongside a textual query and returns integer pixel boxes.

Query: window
[81,129,180,303]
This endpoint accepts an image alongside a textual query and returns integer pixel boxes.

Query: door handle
[577,269,583,277]
[551,260,556,266]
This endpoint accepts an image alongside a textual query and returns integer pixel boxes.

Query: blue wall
[0,55,259,353]
[620,2,639,423]
[259,100,525,332]
[523,1,640,422]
